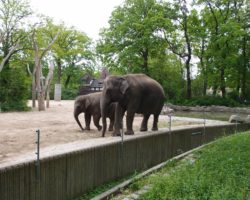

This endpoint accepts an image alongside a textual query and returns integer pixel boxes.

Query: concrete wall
[0,123,249,200]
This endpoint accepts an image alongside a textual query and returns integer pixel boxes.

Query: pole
[203,107,206,144]
[35,129,40,180]
[168,113,172,133]
[121,118,124,145]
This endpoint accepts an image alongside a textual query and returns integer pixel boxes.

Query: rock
[244,115,250,123]
[229,115,244,123]
[161,105,174,115]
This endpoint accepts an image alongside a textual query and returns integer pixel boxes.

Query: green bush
[173,95,240,107]
[61,88,78,100]
[0,68,30,112]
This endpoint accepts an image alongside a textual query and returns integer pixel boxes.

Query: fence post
[35,129,40,181]
[235,113,238,134]
[203,107,206,144]
[119,117,124,177]
[168,113,173,157]
[168,113,172,133]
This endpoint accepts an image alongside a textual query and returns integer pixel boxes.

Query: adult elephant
[74,92,115,131]
[101,74,165,137]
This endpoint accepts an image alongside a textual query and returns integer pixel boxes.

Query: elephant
[74,92,115,132]
[101,73,165,137]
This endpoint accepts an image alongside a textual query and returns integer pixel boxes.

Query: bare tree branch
[0,41,19,72]
[40,32,60,58]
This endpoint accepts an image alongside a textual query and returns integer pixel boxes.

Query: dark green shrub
[227,90,242,103]
[61,88,78,100]
[173,96,240,107]
[0,67,30,112]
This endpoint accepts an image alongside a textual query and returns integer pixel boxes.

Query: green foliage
[97,0,250,102]
[97,0,167,74]
[61,88,78,100]
[174,95,240,107]
[148,54,185,101]
[137,132,250,200]
[0,67,30,112]
[1,0,250,108]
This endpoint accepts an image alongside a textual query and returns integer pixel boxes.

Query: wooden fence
[0,123,249,200]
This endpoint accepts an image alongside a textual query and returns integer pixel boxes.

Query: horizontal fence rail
[0,123,250,200]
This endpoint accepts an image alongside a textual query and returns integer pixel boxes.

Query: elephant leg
[108,117,114,131]
[125,111,135,135]
[93,114,102,131]
[113,104,125,136]
[152,114,159,131]
[140,114,150,132]
[84,112,91,130]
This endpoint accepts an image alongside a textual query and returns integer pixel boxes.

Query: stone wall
[166,103,250,114]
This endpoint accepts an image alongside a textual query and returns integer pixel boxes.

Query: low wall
[166,103,250,114]
[0,123,249,200]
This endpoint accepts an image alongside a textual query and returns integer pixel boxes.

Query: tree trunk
[56,58,62,84]
[35,62,46,111]
[220,67,226,98]
[44,61,54,108]
[38,91,45,111]
[240,35,247,100]
[202,62,208,96]
[32,78,36,108]
[54,58,62,101]
[142,49,149,75]
[200,39,207,96]
[46,85,50,108]
[65,75,71,88]
[212,85,217,96]
[186,59,192,99]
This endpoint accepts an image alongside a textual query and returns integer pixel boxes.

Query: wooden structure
[78,68,109,95]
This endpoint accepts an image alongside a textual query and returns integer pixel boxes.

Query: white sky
[29,0,124,40]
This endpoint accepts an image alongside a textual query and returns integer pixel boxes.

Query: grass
[75,132,250,200]
[74,172,138,200]
[128,132,250,200]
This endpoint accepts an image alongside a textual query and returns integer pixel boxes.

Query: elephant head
[101,76,129,137]
[74,95,91,131]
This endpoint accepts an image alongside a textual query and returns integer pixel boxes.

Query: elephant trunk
[74,110,84,131]
[101,97,109,137]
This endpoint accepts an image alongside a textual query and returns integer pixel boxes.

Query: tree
[0,0,31,71]
[189,8,210,96]
[97,0,166,74]
[160,0,194,99]
[0,0,32,111]
[31,19,60,111]
[50,23,95,100]
[195,0,248,98]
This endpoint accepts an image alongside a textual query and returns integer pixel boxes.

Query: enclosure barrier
[0,123,250,200]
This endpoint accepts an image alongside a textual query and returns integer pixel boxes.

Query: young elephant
[74,92,115,131]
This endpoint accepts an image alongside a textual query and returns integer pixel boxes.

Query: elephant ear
[120,78,129,94]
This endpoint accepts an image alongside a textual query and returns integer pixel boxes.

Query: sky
[29,0,124,40]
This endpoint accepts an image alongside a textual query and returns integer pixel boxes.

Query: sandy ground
[0,100,224,166]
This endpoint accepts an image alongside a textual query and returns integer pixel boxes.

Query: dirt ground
[0,100,203,166]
